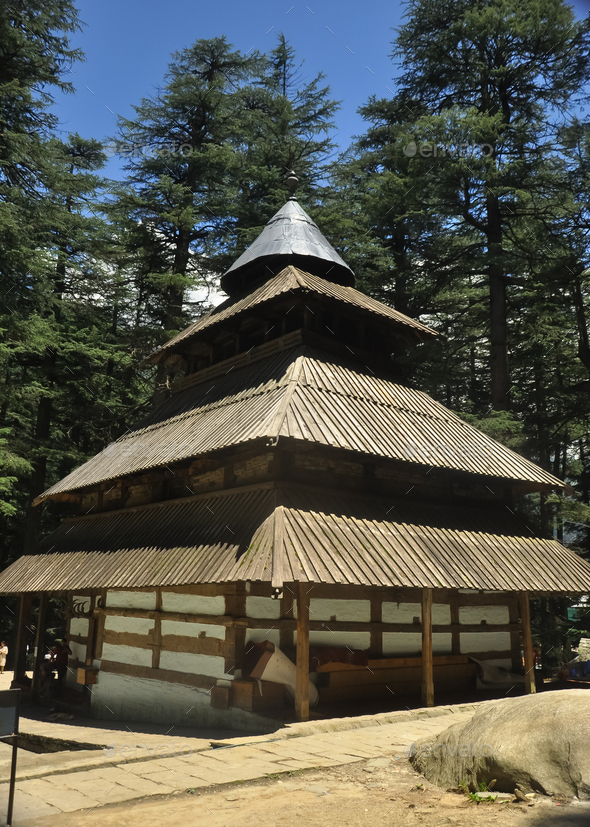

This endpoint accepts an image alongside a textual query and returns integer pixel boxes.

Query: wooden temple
[2,188,590,729]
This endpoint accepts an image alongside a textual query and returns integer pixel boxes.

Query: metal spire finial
[286,170,298,201]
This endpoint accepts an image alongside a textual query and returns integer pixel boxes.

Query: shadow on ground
[528,810,590,826]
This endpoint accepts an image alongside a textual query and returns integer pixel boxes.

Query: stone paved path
[0,702,482,824]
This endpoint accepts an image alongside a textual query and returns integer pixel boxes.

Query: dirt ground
[24,754,590,827]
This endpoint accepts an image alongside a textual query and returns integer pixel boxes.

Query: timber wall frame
[15,583,536,719]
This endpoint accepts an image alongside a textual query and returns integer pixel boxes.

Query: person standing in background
[0,641,8,674]
[51,639,72,692]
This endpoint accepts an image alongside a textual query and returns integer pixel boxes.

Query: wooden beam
[421,588,434,707]
[279,586,294,651]
[94,606,519,634]
[85,594,96,666]
[152,588,162,669]
[14,593,34,682]
[94,590,107,659]
[518,590,536,694]
[100,659,216,690]
[31,594,48,697]
[319,654,471,672]
[370,589,383,658]
[295,582,310,722]
[224,584,247,676]
[449,591,461,655]
[508,593,522,672]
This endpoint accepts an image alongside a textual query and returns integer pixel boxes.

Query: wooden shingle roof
[148,265,436,365]
[36,346,563,504]
[4,484,590,593]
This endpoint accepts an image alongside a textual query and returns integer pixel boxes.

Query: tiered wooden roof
[2,196,590,596]
[36,344,563,503]
[148,264,436,365]
[5,484,590,593]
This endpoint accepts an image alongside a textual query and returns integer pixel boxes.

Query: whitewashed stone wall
[380,601,451,656]
[69,617,89,637]
[161,619,225,640]
[460,632,511,653]
[105,615,155,635]
[382,632,453,656]
[459,605,509,624]
[106,590,157,611]
[161,592,225,615]
[159,650,227,678]
[382,602,451,625]
[102,591,227,682]
[246,596,280,620]
[67,597,91,690]
[246,629,281,647]
[90,671,270,731]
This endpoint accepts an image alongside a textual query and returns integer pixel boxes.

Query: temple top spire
[285,169,299,200]
[220,198,354,295]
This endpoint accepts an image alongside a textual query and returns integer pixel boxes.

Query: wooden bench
[316,654,477,702]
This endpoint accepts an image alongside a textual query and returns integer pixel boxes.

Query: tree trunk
[22,395,52,554]
[572,274,590,375]
[153,228,190,406]
[580,440,589,505]
[22,244,66,554]
[486,192,510,410]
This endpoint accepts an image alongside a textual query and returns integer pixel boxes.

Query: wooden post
[509,593,522,673]
[279,587,294,651]
[518,590,536,694]
[13,594,34,683]
[421,588,434,707]
[151,588,162,670]
[370,589,383,658]
[449,591,461,655]
[94,590,107,659]
[224,584,247,676]
[31,594,48,697]
[295,582,310,722]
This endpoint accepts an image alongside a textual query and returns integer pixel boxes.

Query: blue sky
[53,0,411,179]
[54,1,590,180]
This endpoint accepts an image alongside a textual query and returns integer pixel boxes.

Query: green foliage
[0,7,589,659]
[324,0,590,648]
[0,30,340,569]
[455,410,527,454]
[0,429,31,518]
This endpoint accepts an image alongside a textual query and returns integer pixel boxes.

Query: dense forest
[1,0,590,661]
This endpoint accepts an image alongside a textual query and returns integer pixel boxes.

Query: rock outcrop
[409,690,590,799]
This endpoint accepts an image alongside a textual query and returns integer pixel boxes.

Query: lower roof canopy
[2,484,589,594]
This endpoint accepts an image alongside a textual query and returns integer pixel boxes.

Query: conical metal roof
[221,199,354,295]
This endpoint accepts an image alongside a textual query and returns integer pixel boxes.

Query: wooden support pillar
[295,582,310,722]
[518,590,536,694]
[14,593,34,682]
[31,593,48,697]
[94,590,107,659]
[449,592,461,655]
[86,594,98,664]
[509,594,522,672]
[279,587,294,651]
[370,589,383,658]
[421,588,434,707]
[224,584,247,676]
[151,588,162,670]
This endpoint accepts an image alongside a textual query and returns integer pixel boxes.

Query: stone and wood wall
[63,583,522,728]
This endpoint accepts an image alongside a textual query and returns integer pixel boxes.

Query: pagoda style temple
[2,187,590,729]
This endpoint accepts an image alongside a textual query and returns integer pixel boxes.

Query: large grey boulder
[409,690,590,799]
